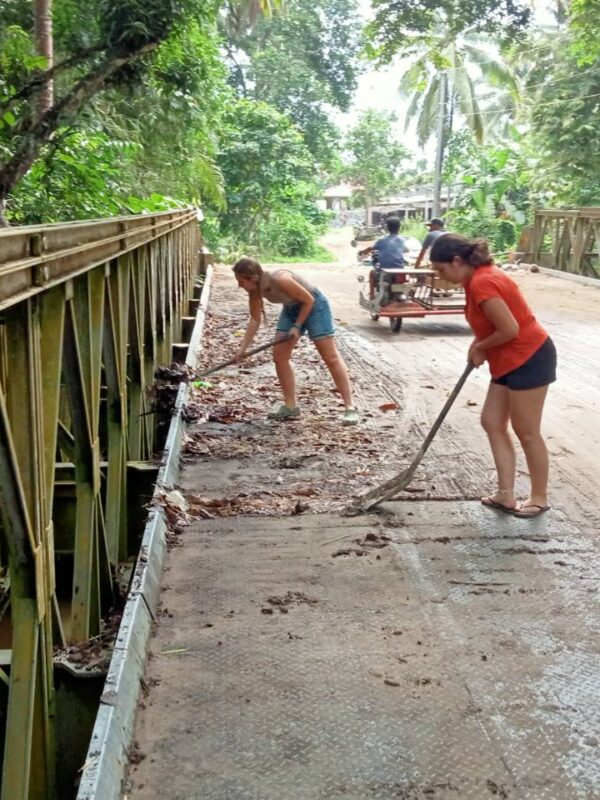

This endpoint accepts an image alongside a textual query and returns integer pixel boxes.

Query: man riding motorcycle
[359,216,409,300]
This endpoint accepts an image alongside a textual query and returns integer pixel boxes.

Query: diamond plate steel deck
[130,504,600,800]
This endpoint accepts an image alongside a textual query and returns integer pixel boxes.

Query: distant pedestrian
[430,234,556,518]
[233,258,359,425]
[414,217,446,269]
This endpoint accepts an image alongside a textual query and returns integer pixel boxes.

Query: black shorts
[492,337,557,391]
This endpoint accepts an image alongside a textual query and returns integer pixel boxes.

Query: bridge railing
[0,209,205,799]
[531,208,600,279]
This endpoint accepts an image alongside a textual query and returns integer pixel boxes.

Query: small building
[321,183,354,212]
[367,186,449,226]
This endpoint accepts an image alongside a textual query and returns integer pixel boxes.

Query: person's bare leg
[313,336,354,408]
[273,333,299,408]
[369,269,376,300]
[509,385,550,510]
[480,382,517,508]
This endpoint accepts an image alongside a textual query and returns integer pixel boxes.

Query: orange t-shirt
[465,265,548,379]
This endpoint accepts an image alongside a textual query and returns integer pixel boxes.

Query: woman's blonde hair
[232,257,266,322]
[233,257,263,283]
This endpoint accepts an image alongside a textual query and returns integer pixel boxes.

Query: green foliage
[7,129,136,223]
[343,110,411,203]
[99,0,185,52]
[107,15,228,208]
[452,213,518,254]
[6,127,186,223]
[0,0,340,260]
[444,131,529,252]
[367,0,530,63]
[265,245,335,263]
[570,0,600,65]
[525,38,600,206]
[213,98,326,258]
[217,98,315,228]
[400,217,428,239]
[398,36,519,147]
[229,0,364,166]
[258,208,321,258]
[0,0,229,223]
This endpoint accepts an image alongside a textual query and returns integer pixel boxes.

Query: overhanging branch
[0,44,105,117]
[0,40,159,212]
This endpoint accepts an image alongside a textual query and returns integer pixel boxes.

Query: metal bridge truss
[0,209,204,798]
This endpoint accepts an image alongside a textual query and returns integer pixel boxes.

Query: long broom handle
[405,361,475,466]
[197,335,292,378]
[360,362,475,508]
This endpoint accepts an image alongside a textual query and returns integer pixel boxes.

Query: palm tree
[34,0,53,116]
[222,0,284,37]
[220,0,285,95]
[398,32,519,213]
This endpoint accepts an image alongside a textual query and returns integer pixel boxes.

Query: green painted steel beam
[0,211,202,798]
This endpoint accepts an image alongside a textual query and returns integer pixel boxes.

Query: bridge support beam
[0,209,204,798]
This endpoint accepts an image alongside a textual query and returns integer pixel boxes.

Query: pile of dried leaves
[55,605,123,675]
[177,276,426,516]
[153,489,191,546]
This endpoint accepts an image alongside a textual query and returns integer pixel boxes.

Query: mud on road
[127,259,600,800]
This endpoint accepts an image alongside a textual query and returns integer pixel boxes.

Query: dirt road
[269,228,600,528]
[127,239,600,800]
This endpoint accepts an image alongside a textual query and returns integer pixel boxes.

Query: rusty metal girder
[0,209,202,799]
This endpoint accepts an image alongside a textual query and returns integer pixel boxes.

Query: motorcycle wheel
[389,316,403,333]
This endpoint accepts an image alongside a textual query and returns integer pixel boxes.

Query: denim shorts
[276,289,335,341]
[492,337,557,390]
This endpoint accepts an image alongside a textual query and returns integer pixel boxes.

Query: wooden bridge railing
[0,209,205,799]
[531,208,600,279]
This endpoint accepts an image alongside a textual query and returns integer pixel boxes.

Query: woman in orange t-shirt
[430,234,557,519]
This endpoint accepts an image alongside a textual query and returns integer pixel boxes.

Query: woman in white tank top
[232,257,359,424]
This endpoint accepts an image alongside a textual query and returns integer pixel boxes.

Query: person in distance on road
[430,233,557,519]
[359,216,409,299]
[232,257,359,425]
[414,217,446,269]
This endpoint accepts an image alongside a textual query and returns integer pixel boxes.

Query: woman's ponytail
[429,233,492,267]
[468,239,492,267]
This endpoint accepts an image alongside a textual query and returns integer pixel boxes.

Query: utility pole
[432,70,447,218]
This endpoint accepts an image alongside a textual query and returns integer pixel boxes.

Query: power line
[458,89,600,119]
[523,64,600,93]
[441,31,570,74]
[402,32,591,99]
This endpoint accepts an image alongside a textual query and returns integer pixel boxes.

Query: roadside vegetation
[1,0,600,258]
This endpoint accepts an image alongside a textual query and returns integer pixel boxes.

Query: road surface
[126,233,600,800]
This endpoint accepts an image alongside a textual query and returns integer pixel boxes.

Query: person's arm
[274,273,315,340]
[415,232,435,268]
[469,297,519,366]
[235,290,262,360]
[414,247,427,268]
[361,237,384,258]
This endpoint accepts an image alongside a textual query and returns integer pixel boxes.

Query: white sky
[333,0,558,165]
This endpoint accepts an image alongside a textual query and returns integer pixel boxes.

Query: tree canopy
[227,0,364,167]
[3,0,600,259]
[341,110,410,205]
[367,0,530,62]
